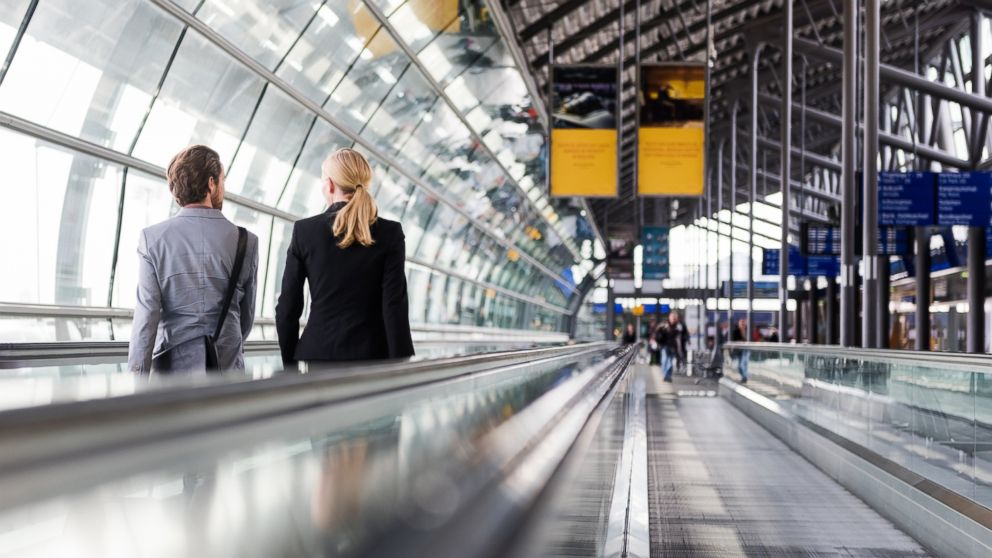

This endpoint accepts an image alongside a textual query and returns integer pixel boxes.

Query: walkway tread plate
[647,396,933,557]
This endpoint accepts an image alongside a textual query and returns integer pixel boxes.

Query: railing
[723,342,992,512]
[0,341,639,558]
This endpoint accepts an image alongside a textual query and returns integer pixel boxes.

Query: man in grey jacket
[127,145,259,373]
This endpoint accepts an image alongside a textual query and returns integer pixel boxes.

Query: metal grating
[646,396,933,556]
[538,391,627,557]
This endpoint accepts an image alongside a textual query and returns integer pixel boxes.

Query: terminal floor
[643,366,931,557]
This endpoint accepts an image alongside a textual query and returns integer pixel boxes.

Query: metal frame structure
[501,0,992,348]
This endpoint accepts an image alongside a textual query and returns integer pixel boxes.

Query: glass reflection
[0,354,593,557]
[225,87,313,206]
[196,0,317,70]
[0,128,122,307]
[0,0,183,152]
[132,31,265,169]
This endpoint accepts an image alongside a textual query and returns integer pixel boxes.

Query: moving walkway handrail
[0,325,568,367]
[0,342,614,497]
[725,341,992,371]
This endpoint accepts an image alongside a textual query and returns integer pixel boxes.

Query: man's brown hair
[167,145,223,206]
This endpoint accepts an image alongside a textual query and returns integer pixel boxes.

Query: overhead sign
[937,172,992,227]
[763,246,806,276]
[878,172,936,226]
[878,227,912,256]
[638,63,705,196]
[721,281,779,298]
[806,255,841,277]
[607,234,635,279]
[550,65,618,197]
[803,225,840,255]
[641,226,670,280]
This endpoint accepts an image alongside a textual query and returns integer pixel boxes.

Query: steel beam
[840,0,858,348]
[794,37,992,115]
[730,102,738,325]
[915,229,931,351]
[779,1,794,343]
[756,93,971,168]
[748,46,763,336]
[863,0,881,349]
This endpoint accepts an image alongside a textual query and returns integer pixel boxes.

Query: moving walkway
[1,342,990,557]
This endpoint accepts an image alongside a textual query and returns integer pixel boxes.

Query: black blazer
[276,203,415,363]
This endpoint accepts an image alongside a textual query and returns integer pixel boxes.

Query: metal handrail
[0,342,616,510]
[724,341,992,371]
[0,326,570,366]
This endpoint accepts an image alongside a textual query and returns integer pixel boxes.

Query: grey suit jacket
[127,207,259,372]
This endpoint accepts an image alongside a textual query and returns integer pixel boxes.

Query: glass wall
[0,0,598,342]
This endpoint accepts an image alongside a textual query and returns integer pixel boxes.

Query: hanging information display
[721,281,779,298]
[878,227,912,255]
[762,246,805,276]
[806,255,841,277]
[637,63,705,196]
[878,172,936,226]
[550,65,618,197]
[937,172,992,226]
[802,224,840,255]
[641,226,670,280]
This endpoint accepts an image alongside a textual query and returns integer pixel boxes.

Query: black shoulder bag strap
[213,226,248,342]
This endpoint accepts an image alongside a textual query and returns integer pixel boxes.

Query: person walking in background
[659,311,688,383]
[127,145,259,373]
[648,319,661,365]
[732,318,749,383]
[621,323,637,344]
[276,148,414,366]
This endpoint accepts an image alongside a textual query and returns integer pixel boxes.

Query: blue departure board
[762,246,805,276]
[806,255,841,277]
[878,172,935,226]
[804,225,840,255]
[937,172,992,227]
[878,227,911,255]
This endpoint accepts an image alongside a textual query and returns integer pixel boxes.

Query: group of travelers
[622,312,688,383]
[622,313,750,383]
[127,145,415,373]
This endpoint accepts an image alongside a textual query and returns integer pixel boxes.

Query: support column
[968,227,985,353]
[779,1,793,343]
[809,278,820,344]
[840,0,858,347]
[730,103,739,327]
[795,280,804,343]
[862,0,880,348]
[915,229,930,351]
[968,12,986,355]
[826,278,839,344]
[877,257,890,347]
[606,286,616,341]
[748,47,763,337]
[718,139,727,327]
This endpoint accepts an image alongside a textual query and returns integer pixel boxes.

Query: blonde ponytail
[322,148,378,248]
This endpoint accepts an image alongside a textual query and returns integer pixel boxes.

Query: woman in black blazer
[276,148,414,365]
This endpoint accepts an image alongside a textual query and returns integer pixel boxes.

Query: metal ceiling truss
[501,0,992,246]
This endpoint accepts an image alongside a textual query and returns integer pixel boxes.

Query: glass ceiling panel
[0,127,122,307]
[275,1,378,107]
[0,0,183,152]
[277,118,354,216]
[195,0,317,70]
[226,87,313,207]
[132,31,265,169]
[0,1,36,76]
[325,29,409,133]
